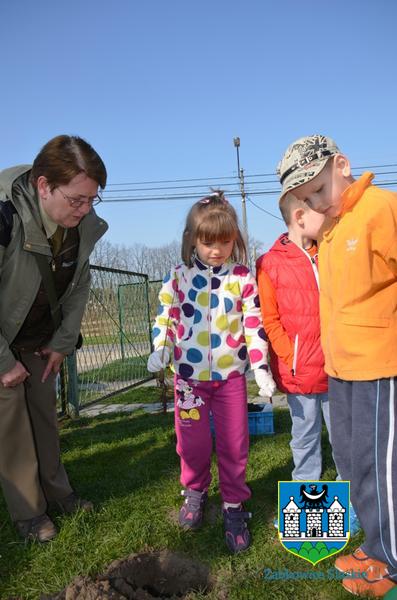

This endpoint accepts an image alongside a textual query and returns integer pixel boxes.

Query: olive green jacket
[0,165,108,374]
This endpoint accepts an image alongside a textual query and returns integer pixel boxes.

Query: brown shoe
[15,513,57,543]
[335,547,389,575]
[56,492,93,514]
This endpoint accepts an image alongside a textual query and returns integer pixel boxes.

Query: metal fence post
[66,352,80,418]
[145,276,153,352]
[59,363,67,415]
[117,284,126,361]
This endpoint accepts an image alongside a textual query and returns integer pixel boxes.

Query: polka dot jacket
[152,257,270,381]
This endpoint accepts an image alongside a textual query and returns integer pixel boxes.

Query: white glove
[147,348,171,373]
[254,368,277,398]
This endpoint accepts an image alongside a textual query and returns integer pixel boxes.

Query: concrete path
[80,391,287,417]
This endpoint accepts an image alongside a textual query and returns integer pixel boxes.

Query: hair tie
[199,192,228,205]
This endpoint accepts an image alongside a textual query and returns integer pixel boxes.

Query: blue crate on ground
[248,406,274,435]
[210,404,274,436]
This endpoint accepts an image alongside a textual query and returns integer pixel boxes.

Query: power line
[100,157,397,213]
[102,189,283,203]
[104,181,241,193]
[103,169,397,196]
[106,163,397,188]
[102,178,397,204]
[246,197,283,221]
[106,174,239,187]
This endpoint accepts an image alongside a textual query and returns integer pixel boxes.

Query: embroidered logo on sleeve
[346,238,358,252]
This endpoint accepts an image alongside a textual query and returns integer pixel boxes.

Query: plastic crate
[210,404,274,436]
[248,405,274,435]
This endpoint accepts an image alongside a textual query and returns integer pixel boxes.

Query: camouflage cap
[277,134,340,199]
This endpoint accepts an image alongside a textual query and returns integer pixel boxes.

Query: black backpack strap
[0,200,17,248]
[34,254,62,329]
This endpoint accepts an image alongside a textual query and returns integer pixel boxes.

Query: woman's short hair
[30,135,107,190]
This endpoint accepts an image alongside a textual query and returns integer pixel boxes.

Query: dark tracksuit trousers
[329,376,397,580]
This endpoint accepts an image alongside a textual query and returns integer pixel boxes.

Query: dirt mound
[48,550,212,599]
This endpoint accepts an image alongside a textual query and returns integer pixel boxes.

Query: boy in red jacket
[256,192,330,481]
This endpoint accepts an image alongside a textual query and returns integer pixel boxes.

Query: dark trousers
[0,351,72,521]
[329,376,397,579]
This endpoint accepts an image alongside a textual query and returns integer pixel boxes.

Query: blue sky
[2,0,396,253]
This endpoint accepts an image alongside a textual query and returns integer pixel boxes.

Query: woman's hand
[0,361,30,387]
[38,348,66,383]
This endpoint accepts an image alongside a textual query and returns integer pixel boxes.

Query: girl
[147,192,275,553]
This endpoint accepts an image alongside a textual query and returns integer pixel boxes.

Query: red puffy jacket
[256,234,328,394]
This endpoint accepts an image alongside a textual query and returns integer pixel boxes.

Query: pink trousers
[174,373,251,503]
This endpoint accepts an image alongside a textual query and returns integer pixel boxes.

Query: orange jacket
[319,172,397,380]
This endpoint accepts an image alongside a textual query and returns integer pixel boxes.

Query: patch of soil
[47,550,212,599]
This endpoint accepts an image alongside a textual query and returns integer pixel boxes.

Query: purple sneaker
[223,506,252,553]
[178,489,207,530]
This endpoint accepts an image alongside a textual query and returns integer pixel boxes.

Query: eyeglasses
[57,187,102,209]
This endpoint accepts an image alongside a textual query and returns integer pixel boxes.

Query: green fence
[61,265,158,415]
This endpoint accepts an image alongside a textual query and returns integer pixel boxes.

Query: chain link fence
[61,266,159,415]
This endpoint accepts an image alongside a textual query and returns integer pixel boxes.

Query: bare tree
[91,238,181,279]
[91,239,129,270]
[247,236,265,272]
[91,236,265,278]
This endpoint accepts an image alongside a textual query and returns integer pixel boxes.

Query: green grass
[76,362,171,408]
[98,382,173,406]
[79,355,149,383]
[0,402,362,600]
[82,332,150,345]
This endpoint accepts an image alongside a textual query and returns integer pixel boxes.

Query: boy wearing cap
[277,134,397,598]
[256,196,331,484]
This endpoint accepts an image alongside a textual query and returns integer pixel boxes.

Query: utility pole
[233,137,249,253]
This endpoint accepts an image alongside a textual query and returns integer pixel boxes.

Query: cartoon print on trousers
[175,378,204,420]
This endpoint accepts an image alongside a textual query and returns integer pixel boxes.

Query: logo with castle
[278,480,350,565]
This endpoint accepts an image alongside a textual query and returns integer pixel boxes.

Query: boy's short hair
[277,134,340,200]
[279,192,307,225]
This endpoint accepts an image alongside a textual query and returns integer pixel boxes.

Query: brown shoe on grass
[56,492,93,514]
[15,513,57,543]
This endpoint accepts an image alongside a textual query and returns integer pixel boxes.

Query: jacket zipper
[51,241,79,272]
[208,266,213,376]
[292,334,299,375]
[291,248,319,376]
[310,255,319,289]
[301,247,319,290]
[325,238,336,375]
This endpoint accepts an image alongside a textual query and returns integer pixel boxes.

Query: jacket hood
[0,165,48,252]
[0,164,32,200]
[256,233,304,272]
